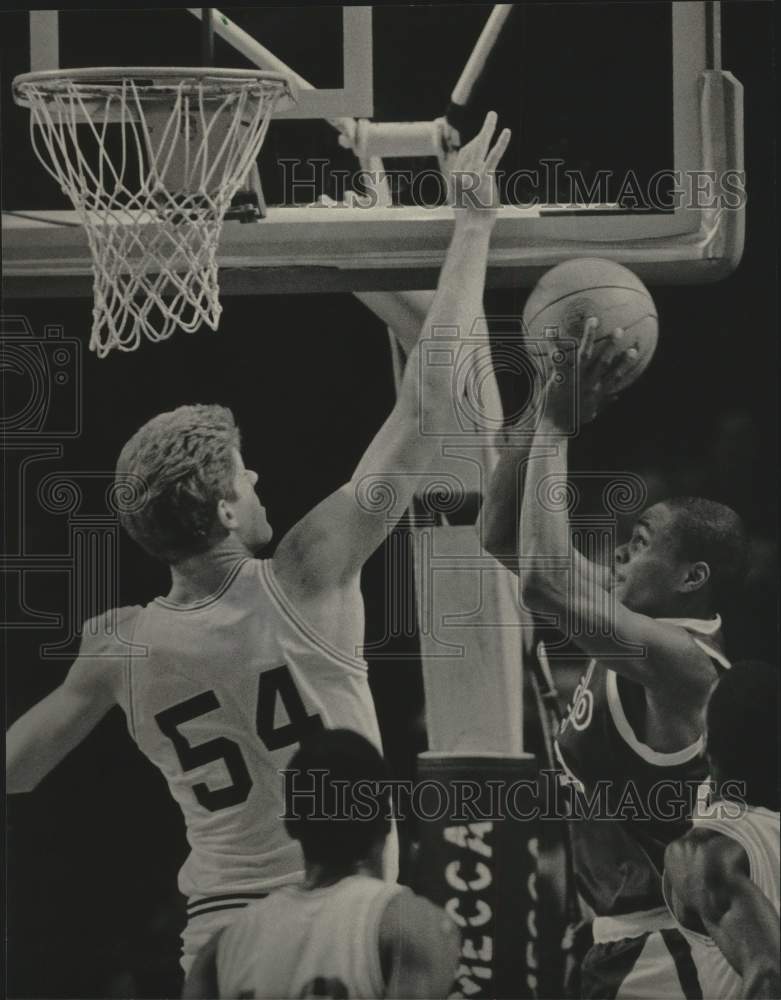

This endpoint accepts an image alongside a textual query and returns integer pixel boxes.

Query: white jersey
[664,803,780,999]
[85,558,387,904]
[217,875,405,999]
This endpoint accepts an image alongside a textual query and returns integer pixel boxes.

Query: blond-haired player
[6,113,510,973]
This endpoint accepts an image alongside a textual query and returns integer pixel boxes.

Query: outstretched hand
[446,111,511,222]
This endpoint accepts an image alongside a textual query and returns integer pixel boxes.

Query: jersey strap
[605,671,704,765]
[153,558,251,611]
[260,560,368,673]
[655,615,731,671]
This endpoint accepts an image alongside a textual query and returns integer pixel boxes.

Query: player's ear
[216,497,238,531]
[681,560,710,592]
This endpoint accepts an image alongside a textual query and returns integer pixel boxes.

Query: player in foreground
[663,660,780,999]
[184,729,460,999]
[483,322,748,997]
[6,113,511,972]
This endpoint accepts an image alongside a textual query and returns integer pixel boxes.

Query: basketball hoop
[13,67,296,357]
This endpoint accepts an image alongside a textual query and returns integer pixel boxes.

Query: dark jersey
[550,615,730,916]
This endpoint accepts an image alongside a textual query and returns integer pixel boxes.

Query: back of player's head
[115,404,241,563]
[284,729,391,867]
[662,497,748,608]
[706,660,780,810]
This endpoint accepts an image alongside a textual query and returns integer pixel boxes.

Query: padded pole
[382,316,525,755]
[201,8,215,67]
[451,5,514,107]
[446,5,515,148]
[413,752,541,998]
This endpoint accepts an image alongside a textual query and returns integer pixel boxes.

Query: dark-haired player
[485,323,749,997]
[6,115,511,973]
[663,661,780,999]
[184,729,460,999]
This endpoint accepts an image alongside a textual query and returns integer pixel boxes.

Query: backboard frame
[3,2,745,295]
[27,7,374,121]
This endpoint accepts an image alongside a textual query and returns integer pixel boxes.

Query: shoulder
[641,617,720,697]
[666,827,749,897]
[71,605,143,694]
[378,890,461,994]
[80,605,142,652]
[379,889,460,958]
[652,618,721,668]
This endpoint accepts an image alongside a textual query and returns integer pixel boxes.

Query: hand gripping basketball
[543,319,646,427]
[525,257,659,427]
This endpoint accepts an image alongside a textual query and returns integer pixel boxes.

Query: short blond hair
[116,404,241,563]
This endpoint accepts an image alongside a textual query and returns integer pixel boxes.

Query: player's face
[609,503,685,614]
[228,450,273,553]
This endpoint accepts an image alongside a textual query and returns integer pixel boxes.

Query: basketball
[522,258,659,395]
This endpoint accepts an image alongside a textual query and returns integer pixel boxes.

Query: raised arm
[484,436,618,585]
[665,830,781,999]
[380,892,461,999]
[7,654,118,793]
[481,430,534,572]
[484,318,636,576]
[353,290,435,357]
[274,113,511,596]
[519,323,714,698]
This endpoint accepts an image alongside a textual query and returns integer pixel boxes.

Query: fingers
[583,326,611,372]
[606,347,644,390]
[485,127,511,172]
[582,326,645,393]
[460,111,509,168]
[541,357,560,396]
[587,327,625,379]
[474,111,499,161]
[578,317,598,364]
[588,345,644,421]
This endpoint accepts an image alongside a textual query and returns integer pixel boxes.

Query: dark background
[3,3,777,997]
[2,3,674,209]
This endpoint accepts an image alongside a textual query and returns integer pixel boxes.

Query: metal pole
[451,5,514,107]
[201,8,215,67]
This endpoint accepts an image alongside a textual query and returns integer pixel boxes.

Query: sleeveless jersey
[216,875,405,999]
[550,615,730,916]
[663,804,780,998]
[84,558,385,902]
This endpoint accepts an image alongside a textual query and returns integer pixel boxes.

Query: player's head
[284,729,391,871]
[611,497,747,616]
[115,404,272,564]
[705,660,780,811]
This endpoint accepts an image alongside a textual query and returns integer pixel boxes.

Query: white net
[14,70,294,357]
